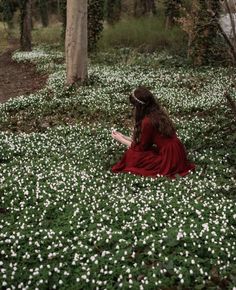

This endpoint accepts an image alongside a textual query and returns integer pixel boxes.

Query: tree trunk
[164,0,182,28]
[39,0,49,27]
[65,0,88,85]
[20,0,32,51]
[59,0,67,40]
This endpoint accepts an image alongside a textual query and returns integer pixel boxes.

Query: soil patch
[0,48,48,103]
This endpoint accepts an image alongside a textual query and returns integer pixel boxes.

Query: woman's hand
[111,130,124,142]
[111,130,131,147]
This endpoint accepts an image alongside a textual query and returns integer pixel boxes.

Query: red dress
[112,117,195,178]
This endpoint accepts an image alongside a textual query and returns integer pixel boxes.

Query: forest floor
[0,46,235,290]
[0,48,48,103]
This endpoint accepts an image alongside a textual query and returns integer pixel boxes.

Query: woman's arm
[120,133,132,142]
[111,131,132,147]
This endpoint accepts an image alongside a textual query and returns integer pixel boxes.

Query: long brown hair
[129,87,175,143]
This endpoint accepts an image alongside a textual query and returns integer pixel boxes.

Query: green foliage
[189,0,222,65]
[164,0,182,24]
[99,16,187,53]
[88,0,105,52]
[32,24,63,45]
[0,0,18,27]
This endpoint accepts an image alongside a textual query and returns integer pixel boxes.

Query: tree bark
[39,0,49,27]
[20,0,32,51]
[65,0,88,85]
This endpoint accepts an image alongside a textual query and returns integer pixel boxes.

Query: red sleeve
[132,117,154,151]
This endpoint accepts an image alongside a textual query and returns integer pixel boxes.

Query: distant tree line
[1,1,236,72]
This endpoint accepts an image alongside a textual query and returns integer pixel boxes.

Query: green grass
[1,16,186,54]
[0,21,20,53]
[0,22,9,53]
[99,16,187,53]
[0,21,63,53]
[32,23,63,46]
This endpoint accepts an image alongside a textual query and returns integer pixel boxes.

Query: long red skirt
[112,138,195,178]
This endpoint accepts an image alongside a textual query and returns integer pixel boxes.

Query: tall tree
[190,0,221,65]
[178,0,222,65]
[20,0,32,51]
[65,0,88,85]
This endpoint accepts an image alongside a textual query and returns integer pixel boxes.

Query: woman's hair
[129,86,175,143]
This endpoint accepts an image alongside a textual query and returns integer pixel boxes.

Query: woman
[111,87,195,178]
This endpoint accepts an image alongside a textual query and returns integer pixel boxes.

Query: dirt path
[0,49,48,103]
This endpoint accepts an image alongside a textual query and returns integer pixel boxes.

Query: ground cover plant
[0,47,236,290]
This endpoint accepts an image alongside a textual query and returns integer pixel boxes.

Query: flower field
[0,47,236,289]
